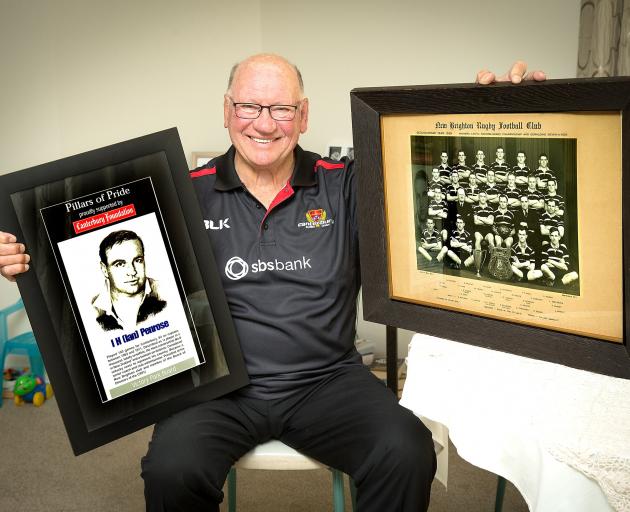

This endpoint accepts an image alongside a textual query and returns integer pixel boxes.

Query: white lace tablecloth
[400,333,630,512]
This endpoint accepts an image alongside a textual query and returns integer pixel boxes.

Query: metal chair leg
[494,475,507,512]
[331,469,345,512]
[227,467,237,512]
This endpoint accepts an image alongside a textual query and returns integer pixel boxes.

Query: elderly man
[0,55,543,511]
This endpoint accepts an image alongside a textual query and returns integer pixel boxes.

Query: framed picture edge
[0,128,249,454]
[350,77,630,379]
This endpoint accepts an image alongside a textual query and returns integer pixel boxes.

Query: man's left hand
[476,61,546,85]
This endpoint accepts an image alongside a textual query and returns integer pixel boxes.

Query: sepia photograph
[411,135,579,295]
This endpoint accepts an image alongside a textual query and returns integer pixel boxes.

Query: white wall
[0,0,580,355]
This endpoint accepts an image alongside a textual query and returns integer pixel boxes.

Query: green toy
[13,374,53,407]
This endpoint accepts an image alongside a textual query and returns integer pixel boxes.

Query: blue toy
[13,374,53,407]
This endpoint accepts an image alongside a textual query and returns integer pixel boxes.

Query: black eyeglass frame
[229,98,301,121]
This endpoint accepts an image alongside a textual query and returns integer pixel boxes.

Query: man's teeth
[251,137,272,144]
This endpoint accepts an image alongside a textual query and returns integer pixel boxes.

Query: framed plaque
[350,77,630,378]
[0,128,248,454]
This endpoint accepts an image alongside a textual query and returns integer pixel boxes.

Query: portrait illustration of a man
[92,229,166,331]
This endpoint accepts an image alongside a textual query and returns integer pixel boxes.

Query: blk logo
[205,218,231,230]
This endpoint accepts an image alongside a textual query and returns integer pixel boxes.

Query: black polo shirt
[190,145,362,398]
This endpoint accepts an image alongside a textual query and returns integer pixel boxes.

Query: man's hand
[0,231,30,282]
[476,61,546,85]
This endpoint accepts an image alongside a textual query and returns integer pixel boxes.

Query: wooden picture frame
[350,77,630,378]
[0,128,248,454]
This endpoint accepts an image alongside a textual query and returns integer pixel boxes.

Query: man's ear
[100,262,108,280]
[299,98,309,134]
[224,95,231,128]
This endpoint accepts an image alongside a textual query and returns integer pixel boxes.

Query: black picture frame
[0,128,249,454]
[350,77,630,379]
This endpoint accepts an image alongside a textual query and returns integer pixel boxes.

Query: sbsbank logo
[224,256,312,281]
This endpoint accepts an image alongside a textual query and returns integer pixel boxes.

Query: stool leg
[494,475,506,512]
[227,467,236,512]
[331,469,345,512]
[349,476,357,512]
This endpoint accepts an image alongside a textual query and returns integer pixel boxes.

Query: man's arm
[0,231,30,282]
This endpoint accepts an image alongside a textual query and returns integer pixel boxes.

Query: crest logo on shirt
[298,208,334,229]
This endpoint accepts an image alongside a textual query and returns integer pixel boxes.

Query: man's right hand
[0,231,30,282]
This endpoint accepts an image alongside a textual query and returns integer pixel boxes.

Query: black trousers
[141,365,436,511]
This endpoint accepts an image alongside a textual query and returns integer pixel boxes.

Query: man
[483,169,501,204]
[444,170,462,202]
[473,190,495,251]
[428,184,449,241]
[489,146,509,184]
[93,230,166,331]
[512,150,531,189]
[427,167,444,199]
[535,153,557,191]
[503,172,521,210]
[464,173,481,204]
[525,174,545,210]
[544,179,565,216]
[446,216,474,269]
[452,149,472,186]
[540,197,565,245]
[513,194,541,255]
[0,56,544,512]
[447,187,473,232]
[511,228,536,280]
[473,149,489,184]
[528,228,578,286]
[493,194,515,249]
[418,218,447,263]
[435,151,452,185]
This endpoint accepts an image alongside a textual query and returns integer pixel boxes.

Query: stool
[0,298,45,408]
[226,440,356,512]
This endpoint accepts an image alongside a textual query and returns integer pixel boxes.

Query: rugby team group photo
[411,136,580,295]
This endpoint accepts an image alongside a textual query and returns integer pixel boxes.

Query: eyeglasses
[230,100,300,121]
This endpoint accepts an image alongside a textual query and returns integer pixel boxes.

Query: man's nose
[252,107,276,132]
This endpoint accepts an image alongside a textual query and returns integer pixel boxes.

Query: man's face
[433,187,442,199]
[426,219,435,231]
[548,180,557,193]
[479,192,488,205]
[224,57,308,173]
[440,152,448,164]
[469,174,477,186]
[456,218,464,231]
[520,196,529,209]
[499,196,508,209]
[550,231,560,246]
[457,188,466,202]
[517,152,525,165]
[528,176,537,189]
[450,172,459,184]
[539,155,548,168]
[432,168,440,180]
[458,151,466,163]
[547,200,557,214]
[101,240,146,296]
[496,148,504,160]
[487,170,496,184]
[518,230,527,243]
[507,174,516,187]
[476,150,485,162]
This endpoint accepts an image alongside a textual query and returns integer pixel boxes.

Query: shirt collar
[214,145,317,191]
[93,279,152,319]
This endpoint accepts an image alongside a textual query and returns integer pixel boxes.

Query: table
[400,333,630,512]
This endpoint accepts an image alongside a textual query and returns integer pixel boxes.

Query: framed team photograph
[0,128,248,454]
[350,77,630,378]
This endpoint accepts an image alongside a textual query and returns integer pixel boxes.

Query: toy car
[13,374,53,407]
